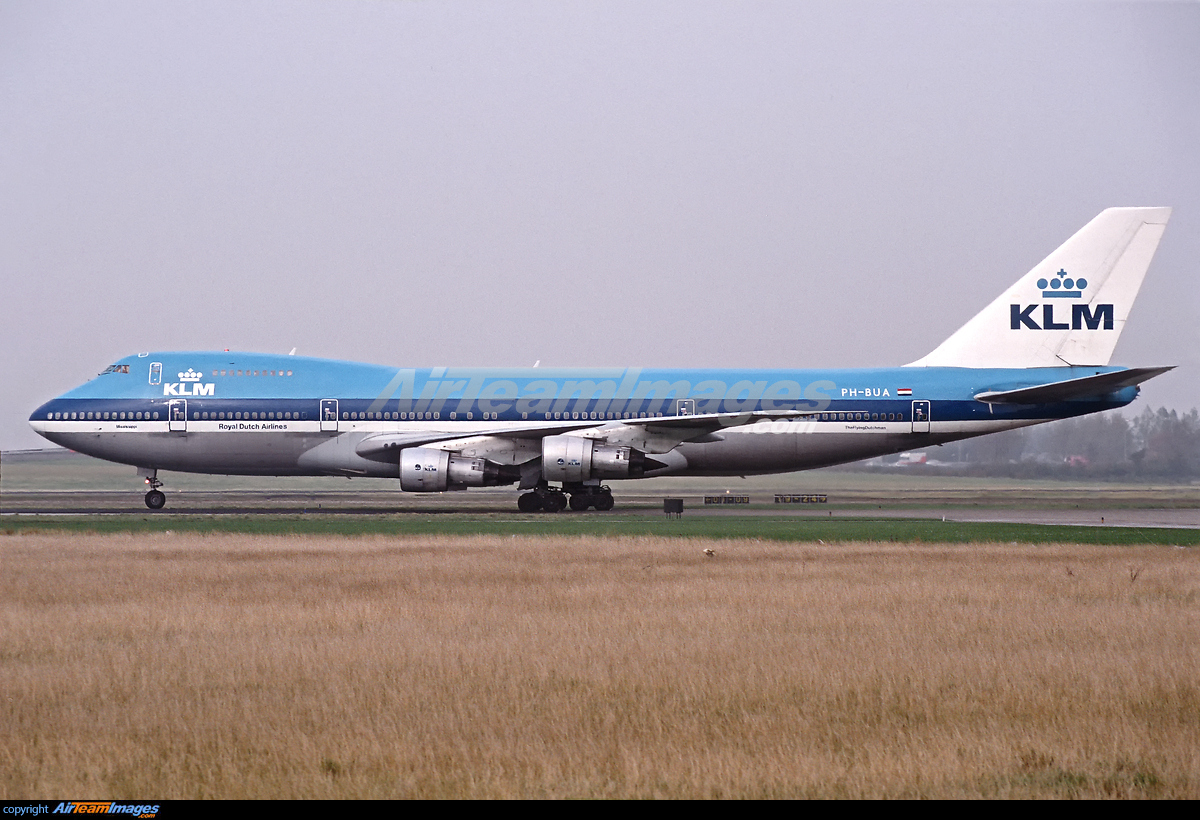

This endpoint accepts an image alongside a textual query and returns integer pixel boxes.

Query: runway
[4,488,1200,528]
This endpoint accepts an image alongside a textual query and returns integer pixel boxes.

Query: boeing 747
[30,207,1173,511]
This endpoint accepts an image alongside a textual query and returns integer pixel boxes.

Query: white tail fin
[907,207,1171,368]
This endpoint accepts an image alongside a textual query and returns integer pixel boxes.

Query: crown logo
[1037,269,1087,299]
[179,368,203,382]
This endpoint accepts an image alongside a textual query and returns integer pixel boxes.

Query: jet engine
[399,447,519,492]
[541,435,653,483]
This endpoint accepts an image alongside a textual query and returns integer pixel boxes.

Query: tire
[517,493,544,513]
[593,493,614,511]
[145,490,166,510]
[543,492,567,513]
[568,494,591,511]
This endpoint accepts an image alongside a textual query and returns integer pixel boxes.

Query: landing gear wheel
[145,490,166,510]
[542,492,568,513]
[593,492,614,511]
[518,492,544,513]
[569,494,592,511]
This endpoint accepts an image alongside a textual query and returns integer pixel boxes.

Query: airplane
[30,207,1173,512]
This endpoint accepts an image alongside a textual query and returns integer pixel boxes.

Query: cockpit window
[99,364,130,375]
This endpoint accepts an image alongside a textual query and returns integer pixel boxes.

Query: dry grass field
[2,531,1198,798]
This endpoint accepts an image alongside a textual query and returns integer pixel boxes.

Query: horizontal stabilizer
[973,367,1173,405]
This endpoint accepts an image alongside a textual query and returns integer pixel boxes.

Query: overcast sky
[2,1,1198,451]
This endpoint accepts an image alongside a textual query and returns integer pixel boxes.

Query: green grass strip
[4,514,1199,546]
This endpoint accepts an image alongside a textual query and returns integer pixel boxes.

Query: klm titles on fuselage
[162,381,214,396]
[1010,269,1114,331]
[162,369,214,396]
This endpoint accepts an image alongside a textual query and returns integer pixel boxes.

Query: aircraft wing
[355,409,803,460]
[973,366,1173,405]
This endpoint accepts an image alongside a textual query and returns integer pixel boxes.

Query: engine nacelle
[399,447,518,492]
[541,435,648,483]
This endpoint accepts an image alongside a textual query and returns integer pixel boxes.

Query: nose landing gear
[140,468,166,510]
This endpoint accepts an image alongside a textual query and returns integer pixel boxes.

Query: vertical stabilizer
[907,207,1170,368]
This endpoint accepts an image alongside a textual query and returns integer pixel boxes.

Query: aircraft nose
[29,401,54,437]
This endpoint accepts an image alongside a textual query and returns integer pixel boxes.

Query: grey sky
[2,1,1198,451]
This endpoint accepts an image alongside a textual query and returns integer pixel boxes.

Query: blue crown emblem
[1037,269,1087,299]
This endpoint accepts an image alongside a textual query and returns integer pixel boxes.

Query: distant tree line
[864,406,1200,481]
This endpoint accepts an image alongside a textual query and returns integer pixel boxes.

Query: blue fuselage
[30,352,1137,479]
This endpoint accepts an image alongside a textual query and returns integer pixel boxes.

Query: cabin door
[169,399,187,432]
[320,399,339,432]
[911,400,930,433]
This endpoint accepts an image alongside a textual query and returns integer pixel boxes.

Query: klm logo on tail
[1010,269,1113,330]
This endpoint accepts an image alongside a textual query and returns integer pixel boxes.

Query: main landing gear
[517,483,615,513]
[141,469,166,510]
